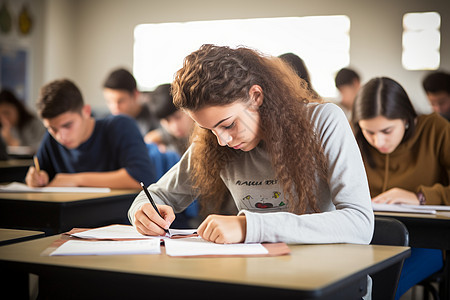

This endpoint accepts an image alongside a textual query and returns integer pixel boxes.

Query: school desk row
[0,228,409,300]
[0,187,448,299]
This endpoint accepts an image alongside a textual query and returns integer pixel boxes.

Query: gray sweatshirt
[128,103,374,245]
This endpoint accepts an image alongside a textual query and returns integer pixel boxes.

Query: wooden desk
[0,190,139,235]
[0,228,45,246]
[0,235,410,300]
[0,159,33,183]
[375,211,450,299]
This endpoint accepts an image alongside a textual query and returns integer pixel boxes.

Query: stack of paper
[372,203,436,214]
[400,204,450,212]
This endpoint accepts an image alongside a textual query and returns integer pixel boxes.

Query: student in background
[129,45,373,258]
[422,70,450,121]
[103,68,160,135]
[0,89,46,152]
[352,77,449,299]
[25,79,156,188]
[335,68,361,119]
[278,52,319,98]
[144,83,194,155]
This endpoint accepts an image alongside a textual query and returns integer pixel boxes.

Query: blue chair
[146,143,181,180]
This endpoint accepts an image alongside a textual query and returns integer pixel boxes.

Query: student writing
[25,79,156,188]
[128,44,373,247]
[351,77,449,299]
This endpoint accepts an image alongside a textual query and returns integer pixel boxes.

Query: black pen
[140,182,169,234]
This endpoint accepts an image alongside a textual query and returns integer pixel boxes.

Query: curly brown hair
[172,44,327,214]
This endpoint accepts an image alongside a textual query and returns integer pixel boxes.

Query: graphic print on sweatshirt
[233,179,286,212]
[219,146,288,213]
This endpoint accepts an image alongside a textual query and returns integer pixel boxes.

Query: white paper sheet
[164,236,269,256]
[400,204,450,211]
[372,203,436,214]
[0,182,111,193]
[49,239,161,256]
[71,225,197,240]
[71,225,154,239]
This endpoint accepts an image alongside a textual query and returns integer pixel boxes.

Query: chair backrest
[371,216,409,246]
[370,216,409,300]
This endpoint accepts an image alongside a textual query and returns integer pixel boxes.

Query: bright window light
[134,16,350,98]
[402,12,440,70]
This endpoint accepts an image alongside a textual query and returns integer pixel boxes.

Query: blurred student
[352,77,449,299]
[0,89,45,152]
[335,68,361,119]
[144,84,194,155]
[422,70,450,121]
[25,79,156,188]
[103,68,160,135]
[279,52,319,98]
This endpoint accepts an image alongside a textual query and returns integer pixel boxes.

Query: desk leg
[439,250,449,300]
[0,269,29,300]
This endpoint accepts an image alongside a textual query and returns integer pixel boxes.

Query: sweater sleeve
[418,116,450,205]
[242,104,374,244]
[128,146,197,225]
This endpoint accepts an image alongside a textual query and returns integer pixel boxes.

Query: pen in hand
[140,182,170,234]
[33,155,40,172]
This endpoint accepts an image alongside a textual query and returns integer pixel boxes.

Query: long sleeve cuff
[238,210,263,243]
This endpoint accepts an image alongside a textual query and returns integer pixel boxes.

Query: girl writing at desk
[351,77,450,299]
[129,44,373,247]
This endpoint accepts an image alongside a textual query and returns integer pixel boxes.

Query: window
[402,12,440,70]
[134,16,350,98]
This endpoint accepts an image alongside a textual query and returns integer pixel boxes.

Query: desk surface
[0,189,140,203]
[0,235,409,296]
[0,159,33,168]
[0,189,139,234]
[0,159,33,183]
[0,228,45,246]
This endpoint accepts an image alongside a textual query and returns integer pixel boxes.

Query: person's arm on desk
[46,168,140,188]
[26,168,140,188]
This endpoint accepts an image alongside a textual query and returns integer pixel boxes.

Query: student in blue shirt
[25,79,156,188]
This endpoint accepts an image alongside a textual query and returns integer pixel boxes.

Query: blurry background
[0,0,449,115]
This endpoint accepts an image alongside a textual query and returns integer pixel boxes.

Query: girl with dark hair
[352,77,450,299]
[0,89,45,152]
[129,44,373,248]
[352,77,449,206]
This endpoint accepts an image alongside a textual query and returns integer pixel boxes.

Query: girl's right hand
[25,166,49,187]
[134,203,175,236]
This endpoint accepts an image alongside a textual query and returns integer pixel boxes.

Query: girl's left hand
[197,215,246,244]
[372,187,419,205]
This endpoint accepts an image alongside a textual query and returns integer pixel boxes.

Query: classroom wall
[0,0,44,107]
[6,0,450,114]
